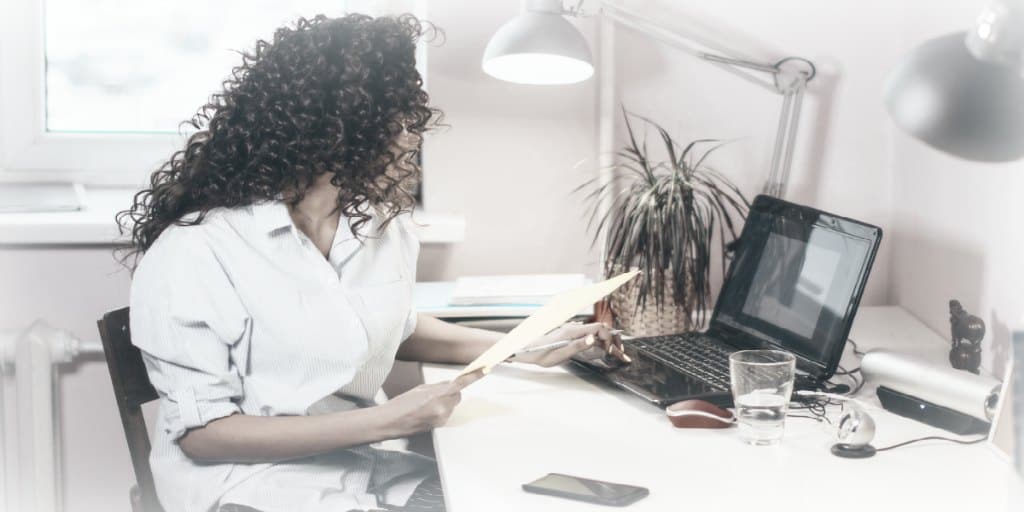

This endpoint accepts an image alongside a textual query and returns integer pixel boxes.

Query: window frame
[0,0,428,186]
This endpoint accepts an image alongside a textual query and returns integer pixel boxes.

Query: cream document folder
[459,270,640,377]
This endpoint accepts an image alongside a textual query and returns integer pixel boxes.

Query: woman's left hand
[509,322,630,368]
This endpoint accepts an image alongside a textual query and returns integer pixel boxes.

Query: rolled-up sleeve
[129,228,251,441]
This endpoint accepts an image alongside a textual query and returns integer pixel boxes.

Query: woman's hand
[509,322,629,368]
[380,369,486,437]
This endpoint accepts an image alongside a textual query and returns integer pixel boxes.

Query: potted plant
[579,109,750,336]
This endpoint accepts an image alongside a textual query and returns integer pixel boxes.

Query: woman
[118,13,624,512]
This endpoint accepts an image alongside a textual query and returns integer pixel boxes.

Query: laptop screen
[713,195,882,379]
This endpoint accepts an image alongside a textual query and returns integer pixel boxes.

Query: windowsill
[0,186,465,246]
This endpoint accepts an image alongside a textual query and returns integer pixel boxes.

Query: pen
[512,329,625,357]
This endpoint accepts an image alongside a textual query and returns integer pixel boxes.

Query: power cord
[829,364,865,395]
[847,338,865,357]
[826,338,866,395]
[875,435,987,452]
[789,391,844,425]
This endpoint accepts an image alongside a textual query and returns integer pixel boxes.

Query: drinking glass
[729,350,796,445]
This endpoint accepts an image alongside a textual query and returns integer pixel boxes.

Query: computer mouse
[665,400,735,429]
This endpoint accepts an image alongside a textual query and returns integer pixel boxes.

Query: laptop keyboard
[632,333,734,390]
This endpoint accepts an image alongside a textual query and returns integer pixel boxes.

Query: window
[0,0,426,181]
[45,1,358,134]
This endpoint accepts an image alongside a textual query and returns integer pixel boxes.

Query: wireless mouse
[665,399,735,429]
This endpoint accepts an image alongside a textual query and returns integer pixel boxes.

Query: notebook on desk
[571,195,883,407]
[449,273,587,306]
[415,281,593,321]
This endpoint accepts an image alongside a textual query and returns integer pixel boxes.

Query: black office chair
[97,307,164,512]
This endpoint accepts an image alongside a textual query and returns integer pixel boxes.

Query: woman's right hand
[382,369,486,437]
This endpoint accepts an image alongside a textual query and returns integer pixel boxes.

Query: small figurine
[949,300,985,374]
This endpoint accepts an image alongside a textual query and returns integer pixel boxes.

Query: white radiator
[1,321,103,512]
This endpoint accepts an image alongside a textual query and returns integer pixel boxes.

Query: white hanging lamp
[482,0,594,85]
[884,0,1024,162]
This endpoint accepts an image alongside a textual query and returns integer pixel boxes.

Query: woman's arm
[178,369,483,464]
[397,313,628,366]
[396,313,503,364]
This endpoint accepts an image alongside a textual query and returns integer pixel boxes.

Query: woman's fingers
[559,322,630,363]
[600,333,631,363]
[449,368,486,393]
[557,322,610,341]
[536,334,595,366]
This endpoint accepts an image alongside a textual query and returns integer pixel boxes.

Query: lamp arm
[579,1,815,198]
[564,2,815,94]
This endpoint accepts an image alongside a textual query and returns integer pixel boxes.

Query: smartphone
[522,473,649,506]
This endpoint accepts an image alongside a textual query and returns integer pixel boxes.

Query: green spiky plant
[578,109,750,329]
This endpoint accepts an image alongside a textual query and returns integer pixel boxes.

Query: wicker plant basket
[608,267,696,337]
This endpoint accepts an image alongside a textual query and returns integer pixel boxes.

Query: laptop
[571,195,883,407]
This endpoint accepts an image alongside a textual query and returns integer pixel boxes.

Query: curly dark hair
[117,13,441,267]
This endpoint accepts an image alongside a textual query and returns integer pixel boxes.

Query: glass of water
[729,350,796,445]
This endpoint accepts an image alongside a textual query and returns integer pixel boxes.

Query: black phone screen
[523,473,649,506]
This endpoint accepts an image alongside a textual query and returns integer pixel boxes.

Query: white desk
[423,306,1024,512]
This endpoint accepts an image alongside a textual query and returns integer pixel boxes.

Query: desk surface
[423,306,1024,512]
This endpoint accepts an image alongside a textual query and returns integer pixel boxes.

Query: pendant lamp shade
[884,0,1024,163]
[482,11,594,85]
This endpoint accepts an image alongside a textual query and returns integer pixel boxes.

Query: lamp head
[884,32,1024,162]
[482,0,594,85]
[884,1,1024,162]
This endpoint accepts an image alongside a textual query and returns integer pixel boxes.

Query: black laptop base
[570,339,728,407]
[570,335,826,408]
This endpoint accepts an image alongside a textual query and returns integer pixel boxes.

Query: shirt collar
[250,200,293,234]
[249,199,376,245]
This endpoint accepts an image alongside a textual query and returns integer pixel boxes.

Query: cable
[875,435,987,452]
[828,364,864,396]
[788,414,826,422]
[847,338,865,357]
[849,368,866,395]
[789,391,841,425]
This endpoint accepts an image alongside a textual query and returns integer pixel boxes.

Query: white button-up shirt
[129,200,430,512]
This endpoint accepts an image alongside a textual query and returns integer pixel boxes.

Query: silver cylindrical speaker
[861,349,1001,421]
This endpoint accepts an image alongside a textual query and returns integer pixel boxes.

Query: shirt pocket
[349,277,413,354]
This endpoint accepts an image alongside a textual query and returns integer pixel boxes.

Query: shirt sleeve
[397,212,421,341]
[129,228,252,441]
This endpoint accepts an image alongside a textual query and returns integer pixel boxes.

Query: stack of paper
[449,274,588,306]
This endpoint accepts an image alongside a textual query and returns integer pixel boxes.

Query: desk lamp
[482,0,815,198]
[884,0,1024,162]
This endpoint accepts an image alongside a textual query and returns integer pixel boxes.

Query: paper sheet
[458,270,640,377]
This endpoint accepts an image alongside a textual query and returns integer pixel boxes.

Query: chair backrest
[98,307,164,512]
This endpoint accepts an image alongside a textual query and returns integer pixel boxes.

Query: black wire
[875,435,987,452]
[848,338,865,357]
[828,364,864,396]
[788,393,840,425]
[788,414,825,422]
[836,338,867,395]
[789,338,869,424]
[849,368,866,395]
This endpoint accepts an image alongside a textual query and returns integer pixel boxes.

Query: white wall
[0,248,136,512]
[1,1,1020,511]
[889,0,1024,377]
[612,0,1023,373]
[419,0,601,281]
[610,0,906,305]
